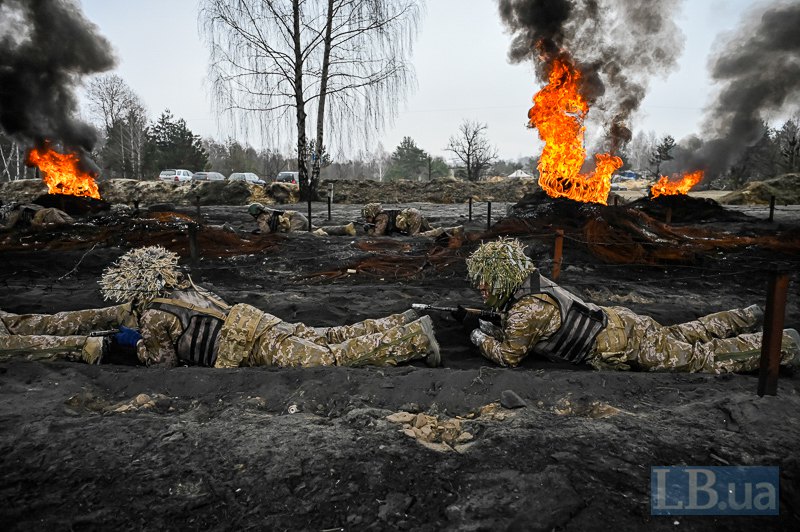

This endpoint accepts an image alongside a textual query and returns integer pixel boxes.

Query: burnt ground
[1,197,800,531]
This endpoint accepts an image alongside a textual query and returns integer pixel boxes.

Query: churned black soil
[1,193,799,531]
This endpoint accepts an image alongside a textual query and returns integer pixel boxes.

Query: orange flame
[650,170,704,199]
[26,144,100,199]
[529,58,622,205]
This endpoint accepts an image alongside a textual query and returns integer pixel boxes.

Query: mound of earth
[627,194,755,223]
[1,177,539,208]
[720,173,800,205]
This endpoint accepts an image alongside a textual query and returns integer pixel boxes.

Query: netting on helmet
[99,246,184,305]
[362,203,383,220]
[466,238,536,302]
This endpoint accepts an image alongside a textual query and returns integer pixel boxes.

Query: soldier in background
[248,203,356,236]
[457,238,799,373]
[1,246,441,368]
[361,203,463,238]
[0,202,74,230]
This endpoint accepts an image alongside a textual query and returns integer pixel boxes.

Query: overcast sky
[79,0,762,161]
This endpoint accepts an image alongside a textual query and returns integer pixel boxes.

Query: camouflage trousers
[247,311,431,367]
[590,306,798,373]
[0,304,136,364]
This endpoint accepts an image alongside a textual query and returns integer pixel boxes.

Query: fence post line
[552,229,564,281]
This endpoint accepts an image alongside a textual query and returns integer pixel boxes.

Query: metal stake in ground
[188,223,200,265]
[757,270,789,397]
[552,229,564,281]
[768,195,776,222]
[327,183,333,220]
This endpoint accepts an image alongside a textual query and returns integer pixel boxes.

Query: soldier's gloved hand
[115,325,142,348]
[478,319,502,339]
[470,328,488,347]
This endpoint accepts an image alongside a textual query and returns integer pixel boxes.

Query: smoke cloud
[0,0,115,152]
[497,0,684,151]
[688,1,800,176]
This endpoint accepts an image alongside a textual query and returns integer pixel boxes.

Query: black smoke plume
[687,1,800,177]
[497,0,684,151]
[0,0,115,153]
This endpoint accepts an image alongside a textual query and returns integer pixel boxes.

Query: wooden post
[469,197,473,221]
[195,195,201,220]
[665,206,672,224]
[487,201,492,230]
[614,196,619,206]
[188,223,199,264]
[327,183,333,221]
[552,229,564,281]
[768,195,776,222]
[757,271,789,396]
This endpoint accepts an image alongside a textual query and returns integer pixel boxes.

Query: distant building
[507,169,533,179]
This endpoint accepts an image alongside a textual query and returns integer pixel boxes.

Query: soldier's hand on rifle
[115,325,142,348]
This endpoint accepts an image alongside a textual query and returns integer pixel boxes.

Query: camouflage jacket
[472,294,563,367]
[366,208,430,236]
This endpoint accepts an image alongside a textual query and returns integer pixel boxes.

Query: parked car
[612,170,639,183]
[158,169,193,182]
[275,171,299,184]
[228,172,266,186]
[193,171,226,182]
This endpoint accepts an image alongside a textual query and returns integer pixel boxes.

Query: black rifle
[411,303,501,321]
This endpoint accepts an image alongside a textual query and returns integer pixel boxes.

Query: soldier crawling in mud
[361,203,463,238]
[457,238,800,373]
[0,246,440,369]
[248,203,356,236]
[0,202,74,230]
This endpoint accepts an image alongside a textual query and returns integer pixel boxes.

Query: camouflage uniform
[362,203,462,237]
[136,286,435,368]
[473,291,798,374]
[249,204,355,236]
[0,304,138,364]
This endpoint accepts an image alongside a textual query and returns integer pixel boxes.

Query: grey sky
[79,0,763,161]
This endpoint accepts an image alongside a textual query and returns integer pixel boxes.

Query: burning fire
[26,144,101,199]
[529,58,622,205]
[650,170,704,199]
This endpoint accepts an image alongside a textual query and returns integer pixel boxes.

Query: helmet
[466,238,536,308]
[248,203,266,217]
[99,246,187,308]
[362,203,383,221]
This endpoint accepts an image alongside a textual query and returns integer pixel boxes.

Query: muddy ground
[1,192,799,531]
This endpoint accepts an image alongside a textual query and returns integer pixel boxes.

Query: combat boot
[785,328,800,368]
[419,315,441,367]
[81,336,109,365]
[400,308,419,324]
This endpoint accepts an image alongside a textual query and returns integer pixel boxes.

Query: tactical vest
[507,272,607,364]
[148,297,226,367]
[267,210,284,233]
[384,210,400,234]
